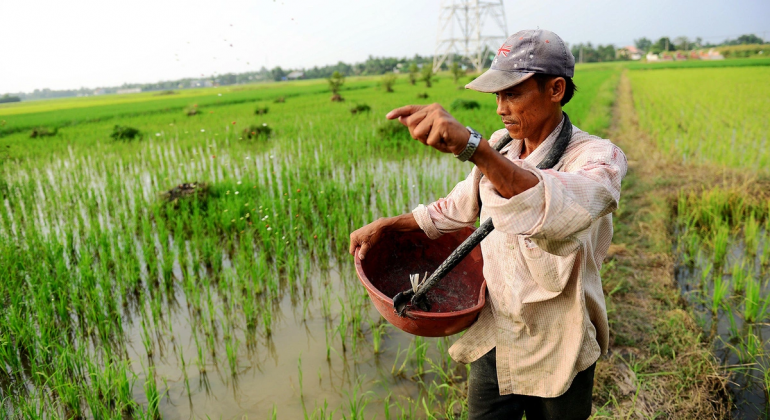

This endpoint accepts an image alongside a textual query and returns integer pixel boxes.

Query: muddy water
[123,259,455,418]
[675,230,770,418]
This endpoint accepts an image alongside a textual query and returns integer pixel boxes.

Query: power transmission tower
[432,0,508,74]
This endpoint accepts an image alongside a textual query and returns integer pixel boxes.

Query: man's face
[494,77,559,140]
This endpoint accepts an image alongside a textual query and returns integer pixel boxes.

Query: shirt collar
[501,115,565,165]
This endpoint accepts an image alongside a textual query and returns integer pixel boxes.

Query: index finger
[386,105,427,120]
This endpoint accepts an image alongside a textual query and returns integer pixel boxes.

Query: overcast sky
[1,0,768,94]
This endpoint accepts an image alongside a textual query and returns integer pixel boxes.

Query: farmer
[349,29,627,420]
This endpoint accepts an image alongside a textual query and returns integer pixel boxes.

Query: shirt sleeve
[412,167,482,239]
[412,129,510,239]
[482,141,628,255]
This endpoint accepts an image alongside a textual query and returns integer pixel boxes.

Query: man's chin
[505,126,521,138]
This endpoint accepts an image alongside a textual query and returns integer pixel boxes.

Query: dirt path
[590,71,730,419]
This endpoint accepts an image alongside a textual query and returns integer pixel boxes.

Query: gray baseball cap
[466,29,575,93]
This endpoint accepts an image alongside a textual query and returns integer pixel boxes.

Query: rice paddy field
[3,58,768,418]
[0,67,620,419]
[629,64,770,417]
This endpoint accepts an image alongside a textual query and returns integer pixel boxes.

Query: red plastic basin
[355,227,486,337]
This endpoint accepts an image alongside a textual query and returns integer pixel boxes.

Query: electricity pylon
[432,0,508,73]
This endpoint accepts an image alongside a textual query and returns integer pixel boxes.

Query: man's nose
[496,97,507,116]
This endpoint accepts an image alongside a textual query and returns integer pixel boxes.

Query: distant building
[286,71,304,80]
[617,45,643,60]
[116,88,141,94]
[645,52,659,61]
[700,48,725,60]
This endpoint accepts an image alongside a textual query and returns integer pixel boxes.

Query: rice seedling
[743,274,770,324]
[744,212,761,255]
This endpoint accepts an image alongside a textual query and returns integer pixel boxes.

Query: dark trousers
[468,348,596,420]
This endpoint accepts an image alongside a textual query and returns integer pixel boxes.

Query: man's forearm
[379,213,421,232]
[469,139,539,199]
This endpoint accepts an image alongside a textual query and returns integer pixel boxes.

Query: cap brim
[465,70,535,93]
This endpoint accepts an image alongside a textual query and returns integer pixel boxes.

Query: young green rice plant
[336,309,347,354]
[710,274,730,340]
[744,212,761,256]
[297,352,304,399]
[731,330,765,365]
[369,320,387,354]
[412,336,428,377]
[179,348,191,399]
[711,220,730,267]
[732,260,749,295]
[143,367,161,420]
[225,334,239,379]
[391,344,411,377]
[341,377,372,420]
[262,303,273,337]
[743,274,770,324]
[761,231,770,267]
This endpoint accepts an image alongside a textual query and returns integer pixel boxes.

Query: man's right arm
[349,213,420,260]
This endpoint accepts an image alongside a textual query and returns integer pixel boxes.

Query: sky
[1,0,768,94]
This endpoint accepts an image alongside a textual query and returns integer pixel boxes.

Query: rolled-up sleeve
[412,168,482,239]
[483,142,627,254]
[412,130,512,239]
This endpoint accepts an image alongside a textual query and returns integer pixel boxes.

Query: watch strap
[455,127,481,162]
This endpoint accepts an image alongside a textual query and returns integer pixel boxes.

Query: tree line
[5,33,765,100]
[571,33,766,63]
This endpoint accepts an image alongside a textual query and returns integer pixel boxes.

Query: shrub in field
[421,65,434,88]
[160,182,209,207]
[377,121,410,139]
[274,96,286,103]
[328,71,345,101]
[255,106,269,115]
[242,124,272,140]
[450,62,465,84]
[450,98,480,111]
[110,125,141,141]
[408,63,419,85]
[381,73,397,92]
[185,104,199,116]
[330,94,344,102]
[154,90,177,96]
[350,104,371,115]
[29,126,58,138]
[416,92,429,99]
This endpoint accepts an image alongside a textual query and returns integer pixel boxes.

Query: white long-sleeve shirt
[411,119,628,397]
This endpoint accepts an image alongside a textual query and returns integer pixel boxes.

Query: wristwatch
[454,126,482,162]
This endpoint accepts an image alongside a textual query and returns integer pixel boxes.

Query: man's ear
[550,77,566,104]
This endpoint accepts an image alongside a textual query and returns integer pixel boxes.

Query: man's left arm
[481,141,628,255]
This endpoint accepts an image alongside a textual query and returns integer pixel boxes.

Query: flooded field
[674,188,770,418]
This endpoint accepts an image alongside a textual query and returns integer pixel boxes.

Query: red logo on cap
[497,44,512,57]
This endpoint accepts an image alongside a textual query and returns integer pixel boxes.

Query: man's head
[466,29,577,139]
